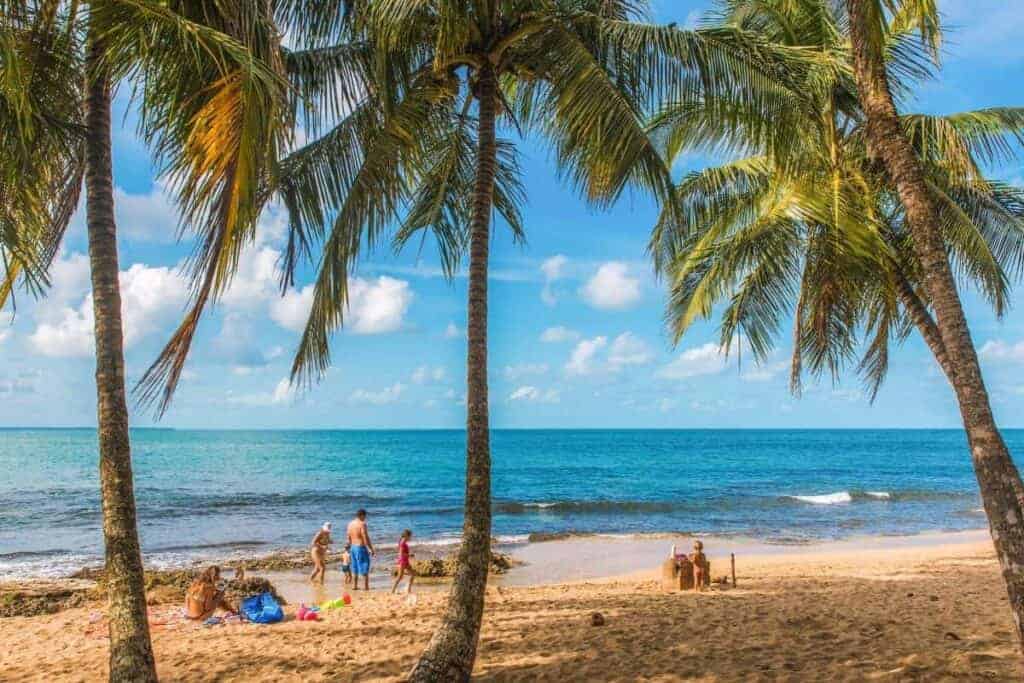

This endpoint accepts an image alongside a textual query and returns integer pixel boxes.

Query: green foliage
[270,0,816,387]
[652,0,1024,399]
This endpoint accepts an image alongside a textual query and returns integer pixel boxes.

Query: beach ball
[342,593,352,605]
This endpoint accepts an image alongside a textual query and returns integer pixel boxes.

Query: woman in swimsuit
[310,522,332,584]
[185,566,236,620]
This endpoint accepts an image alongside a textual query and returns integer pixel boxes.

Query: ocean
[0,428,1010,580]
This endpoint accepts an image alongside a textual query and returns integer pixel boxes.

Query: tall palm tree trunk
[408,65,497,682]
[847,0,1024,650]
[85,26,159,682]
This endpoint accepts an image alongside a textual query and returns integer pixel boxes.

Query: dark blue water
[0,428,1008,578]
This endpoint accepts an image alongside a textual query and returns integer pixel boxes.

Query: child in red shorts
[391,529,417,595]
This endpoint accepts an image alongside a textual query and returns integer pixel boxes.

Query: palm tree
[844,0,1024,649]
[0,0,83,309]
[4,2,288,678]
[125,2,804,678]
[653,0,1024,650]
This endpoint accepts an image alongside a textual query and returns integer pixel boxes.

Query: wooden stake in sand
[731,553,737,588]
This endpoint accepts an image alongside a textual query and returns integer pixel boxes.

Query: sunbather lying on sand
[185,566,236,621]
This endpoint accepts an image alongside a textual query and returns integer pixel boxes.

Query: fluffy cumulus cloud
[655,342,731,380]
[508,385,560,403]
[29,260,189,357]
[540,254,568,306]
[350,382,406,405]
[270,276,412,335]
[565,336,607,376]
[540,326,580,343]
[579,262,641,310]
[607,332,653,370]
[444,322,463,339]
[980,339,1024,363]
[563,332,652,377]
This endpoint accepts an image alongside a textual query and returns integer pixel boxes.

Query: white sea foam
[865,491,891,499]
[788,491,853,505]
[524,502,557,509]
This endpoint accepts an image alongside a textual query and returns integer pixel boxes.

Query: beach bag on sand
[241,592,283,624]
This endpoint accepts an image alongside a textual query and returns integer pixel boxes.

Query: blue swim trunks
[350,545,371,576]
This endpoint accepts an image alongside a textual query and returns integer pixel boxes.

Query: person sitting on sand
[391,529,417,595]
[310,522,332,584]
[347,509,375,590]
[340,543,353,586]
[185,566,236,621]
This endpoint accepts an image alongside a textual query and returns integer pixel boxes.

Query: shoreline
[2,525,1018,681]
[2,527,993,608]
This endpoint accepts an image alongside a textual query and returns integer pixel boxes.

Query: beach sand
[1,529,1021,681]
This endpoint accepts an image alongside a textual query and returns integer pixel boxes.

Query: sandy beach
[2,529,1021,681]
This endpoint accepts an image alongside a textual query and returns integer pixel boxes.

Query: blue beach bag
[241,591,283,624]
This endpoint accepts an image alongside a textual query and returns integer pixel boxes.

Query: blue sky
[2,0,1024,429]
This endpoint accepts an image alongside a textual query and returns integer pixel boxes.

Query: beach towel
[350,545,371,576]
[241,592,283,624]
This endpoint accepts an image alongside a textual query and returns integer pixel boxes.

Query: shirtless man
[346,509,376,590]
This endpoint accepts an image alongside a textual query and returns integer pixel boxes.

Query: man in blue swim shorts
[346,509,376,590]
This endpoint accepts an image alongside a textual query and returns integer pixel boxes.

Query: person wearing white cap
[309,522,333,584]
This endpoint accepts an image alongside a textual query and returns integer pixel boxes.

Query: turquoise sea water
[0,428,1013,579]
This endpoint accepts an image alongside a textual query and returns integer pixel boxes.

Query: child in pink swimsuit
[391,529,417,594]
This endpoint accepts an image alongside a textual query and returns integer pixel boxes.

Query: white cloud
[350,382,405,405]
[540,254,568,306]
[227,376,295,406]
[607,332,653,370]
[444,322,463,339]
[269,285,314,333]
[0,311,14,344]
[29,262,189,357]
[741,360,788,382]
[221,246,281,311]
[508,385,560,403]
[114,183,178,242]
[540,326,580,343]
[347,276,413,334]
[412,366,446,384]
[656,342,730,380]
[503,363,548,381]
[270,276,412,335]
[565,336,607,376]
[579,262,641,310]
[657,397,678,413]
[980,339,1024,363]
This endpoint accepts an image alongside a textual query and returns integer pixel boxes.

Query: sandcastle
[661,541,712,591]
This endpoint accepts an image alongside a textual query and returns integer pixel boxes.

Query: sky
[2,0,1024,430]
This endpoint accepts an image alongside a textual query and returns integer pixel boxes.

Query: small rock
[590,612,605,627]
[944,632,961,641]
[929,595,940,602]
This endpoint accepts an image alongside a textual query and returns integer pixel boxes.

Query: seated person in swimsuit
[185,566,236,620]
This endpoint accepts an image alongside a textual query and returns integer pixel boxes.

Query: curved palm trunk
[894,273,1024,508]
[408,65,497,682]
[847,0,1024,650]
[85,28,158,682]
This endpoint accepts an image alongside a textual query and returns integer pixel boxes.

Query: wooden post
[731,553,736,588]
